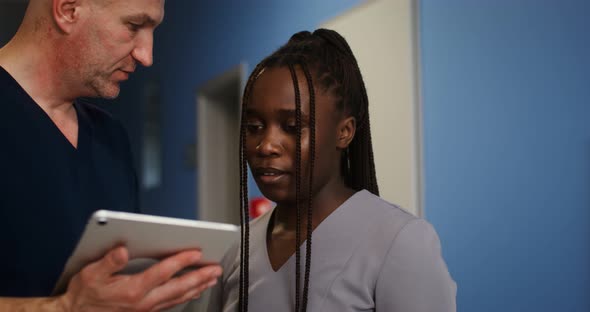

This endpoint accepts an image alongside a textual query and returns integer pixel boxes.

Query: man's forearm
[0,296,67,312]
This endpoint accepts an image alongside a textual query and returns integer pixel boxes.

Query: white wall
[321,0,422,215]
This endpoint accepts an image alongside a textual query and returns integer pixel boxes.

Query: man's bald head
[1,0,165,101]
[19,0,115,37]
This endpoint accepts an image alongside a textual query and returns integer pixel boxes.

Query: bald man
[0,0,221,310]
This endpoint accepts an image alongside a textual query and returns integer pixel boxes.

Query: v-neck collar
[260,190,369,273]
[0,66,90,153]
[73,100,93,153]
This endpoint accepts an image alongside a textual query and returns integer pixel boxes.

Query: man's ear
[53,0,82,34]
[336,116,356,149]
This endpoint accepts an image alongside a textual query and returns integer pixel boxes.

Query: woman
[207,29,456,312]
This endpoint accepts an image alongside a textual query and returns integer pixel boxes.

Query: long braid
[238,62,266,312]
[238,96,247,312]
[243,138,250,312]
[288,63,303,312]
[300,62,315,311]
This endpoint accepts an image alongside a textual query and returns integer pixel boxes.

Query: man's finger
[138,250,203,289]
[141,265,222,310]
[150,286,205,312]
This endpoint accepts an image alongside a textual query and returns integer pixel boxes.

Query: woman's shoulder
[346,190,446,255]
[349,189,418,228]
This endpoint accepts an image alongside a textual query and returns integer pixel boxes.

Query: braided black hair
[238,28,379,312]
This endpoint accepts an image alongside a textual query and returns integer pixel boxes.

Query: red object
[249,197,273,219]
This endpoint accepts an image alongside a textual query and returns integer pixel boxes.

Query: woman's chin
[257,189,292,205]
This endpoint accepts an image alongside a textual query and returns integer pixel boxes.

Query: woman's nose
[256,131,283,157]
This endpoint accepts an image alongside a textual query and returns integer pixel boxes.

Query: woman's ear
[336,116,356,149]
[53,0,82,34]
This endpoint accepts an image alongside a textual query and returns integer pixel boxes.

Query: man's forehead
[105,0,165,25]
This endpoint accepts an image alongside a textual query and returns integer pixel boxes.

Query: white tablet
[53,210,239,295]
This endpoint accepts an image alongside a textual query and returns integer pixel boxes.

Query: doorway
[196,64,246,225]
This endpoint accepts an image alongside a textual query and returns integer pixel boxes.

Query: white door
[196,64,246,224]
[320,0,423,216]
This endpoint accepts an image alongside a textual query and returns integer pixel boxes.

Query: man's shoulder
[75,99,128,134]
[0,67,28,104]
[75,99,116,124]
[75,99,132,152]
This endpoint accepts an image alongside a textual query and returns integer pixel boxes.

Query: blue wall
[116,1,362,218]
[0,3,27,46]
[420,1,590,311]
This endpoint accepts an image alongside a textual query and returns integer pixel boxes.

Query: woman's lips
[254,168,288,184]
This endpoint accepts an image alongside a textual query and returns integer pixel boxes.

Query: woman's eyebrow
[244,108,310,120]
[244,109,258,116]
[277,108,309,120]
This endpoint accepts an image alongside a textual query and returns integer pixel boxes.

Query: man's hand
[59,246,222,311]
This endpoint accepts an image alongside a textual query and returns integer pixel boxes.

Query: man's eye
[128,23,142,32]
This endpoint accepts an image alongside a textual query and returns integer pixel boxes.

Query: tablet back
[53,210,239,295]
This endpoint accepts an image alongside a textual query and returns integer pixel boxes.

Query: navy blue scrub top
[0,66,139,296]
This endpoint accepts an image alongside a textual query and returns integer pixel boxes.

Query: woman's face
[244,66,348,204]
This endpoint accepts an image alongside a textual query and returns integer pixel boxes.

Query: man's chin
[102,90,120,99]
[93,84,121,99]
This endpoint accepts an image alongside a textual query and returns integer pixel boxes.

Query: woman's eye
[283,123,298,133]
[245,123,263,133]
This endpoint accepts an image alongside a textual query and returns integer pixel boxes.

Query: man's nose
[131,32,154,67]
